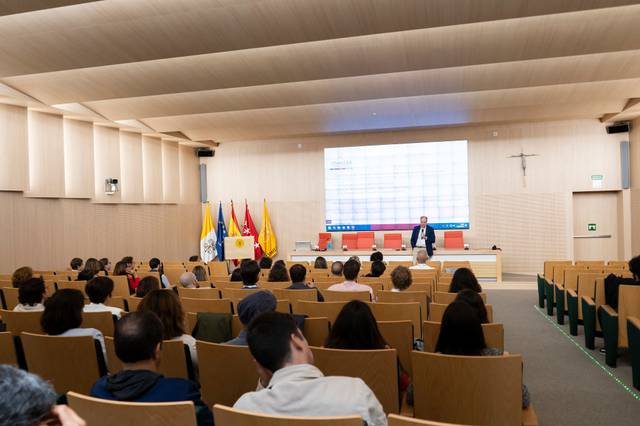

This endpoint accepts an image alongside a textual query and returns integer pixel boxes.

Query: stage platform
[289,248,502,283]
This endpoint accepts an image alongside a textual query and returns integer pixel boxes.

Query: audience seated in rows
[12,266,33,288]
[370,251,384,263]
[77,269,96,281]
[449,268,482,293]
[99,257,111,274]
[240,261,261,289]
[138,290,198,373]
[136,276,161,298]
[14,277,46,312]
[192,265,207,282]
[365,260,386,277]
[83,277,123,318]
[114,260,139,294]
[230,268,242,282]
[225,291,277,346]
[314,256,327,269]
[90,312,213,426]
[179,272,199,289]
[0,364,86,426]
[390,266,412,292]
[436,300,530,408]
[604,255,640,309]
[41,288,106,359]
[456,289,488,323]
[287,264,324,301]
[259,256,273,269]
[70,257,83,272]
[330,261,344,277]
[149,258,170,288]
[409,250,433,270]
[233,311,386,426]
[328,260,374,299]
[268,262,290,282]
[85,258,102,276]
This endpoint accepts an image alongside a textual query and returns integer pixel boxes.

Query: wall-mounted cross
[508,150,539,177]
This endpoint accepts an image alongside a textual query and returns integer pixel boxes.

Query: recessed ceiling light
[371,112,377,116]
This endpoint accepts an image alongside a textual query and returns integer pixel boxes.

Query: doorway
[572,191,620,261]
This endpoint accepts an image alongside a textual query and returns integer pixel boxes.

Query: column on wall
[63,118,94,198]
[0,104,28,191]
[26,111,65,197]
[119,131,144,203]
[93,125,121,203]
[142,136,163,203]
[162,140,180,203]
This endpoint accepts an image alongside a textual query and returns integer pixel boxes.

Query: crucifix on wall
[508,149,538,187]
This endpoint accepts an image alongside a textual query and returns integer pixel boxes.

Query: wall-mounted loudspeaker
[196,148,215,157]
[199,164,207,203]
[606,122,631,134]
[620,141,630,190]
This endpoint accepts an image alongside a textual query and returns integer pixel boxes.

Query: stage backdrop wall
[205,118,631,274]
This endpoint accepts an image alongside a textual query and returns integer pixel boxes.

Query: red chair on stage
[444,231,464,249]
[383,233,403,250]
[357,232,375,249]
[341,233,358,250]
[318,233,332,250]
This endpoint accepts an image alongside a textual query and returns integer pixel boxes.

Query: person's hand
[42,405,86,426]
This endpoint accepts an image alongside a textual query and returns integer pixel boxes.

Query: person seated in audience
[0,364,87,426]
[70,257,83,272]
[83,277,123,318]
[14,277,46,312]
[114,260,140,294]
[192,265,207,282]
[240,260,261,289]
[287,264,324,302]
[390,266,412,292]
[604,255,640,309]
[77,268,96,281]
[314,256,327,269]
[41,288,106,360]
[138,290,197,373]
[189,255,200,262]
[85,258,102,275]
[455,289,489,323]
[234,311,386,426]
[90,312,213,426]
[148,257,171,288]
[273,259,286,268]
[348,255,362,265]
[121,256,134,268]
[179,271,199,289]
[230,267,242,282]
[370,251,384,262]
[328,259,374,299]
[225,291,277,346]
[435,301,530,408]
[449,267,482,293]
[136,276,161,298]
[259,256,273,269]
[11,265,33,288]
[268,263,290,282]
[99,257,111,274]
[330,260,344,277]
[410,249,433,270]
[365,260,386,277]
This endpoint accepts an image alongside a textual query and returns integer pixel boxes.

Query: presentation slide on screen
[324,140,469,231]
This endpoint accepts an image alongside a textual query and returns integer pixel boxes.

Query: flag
[242,200,263,259]
[215,202,227,261]
[258,199,277,257]
[199,203,217,263]
[228,201,241,237]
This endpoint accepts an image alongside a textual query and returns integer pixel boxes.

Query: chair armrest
[628,316,640,330]
[582,296,595,307]
[567,289,577,298]
[522,403,539,426]
[600,305,618,318]
[555,283,564,291]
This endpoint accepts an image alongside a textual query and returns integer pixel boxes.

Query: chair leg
[567,293,579,336]
[545,281,554,316]
[537,275,545,309]
[582,300,596,350]
[555,286,565,325]
[599,307,618,367]
[627,320,640,390]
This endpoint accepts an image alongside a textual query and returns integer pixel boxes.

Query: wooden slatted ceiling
[0,0,638,141]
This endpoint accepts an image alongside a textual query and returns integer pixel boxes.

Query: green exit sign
[588,224,597,231]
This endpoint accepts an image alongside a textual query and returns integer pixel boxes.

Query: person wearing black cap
[224,291,277,346]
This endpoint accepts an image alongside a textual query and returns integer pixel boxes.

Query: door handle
[572,234,612,239]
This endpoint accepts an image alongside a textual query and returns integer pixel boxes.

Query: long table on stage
[289,248,502,283]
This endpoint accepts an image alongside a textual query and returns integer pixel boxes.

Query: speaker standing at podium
[410,216,435,259]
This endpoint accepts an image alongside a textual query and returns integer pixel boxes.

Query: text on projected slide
[324,140,469,231]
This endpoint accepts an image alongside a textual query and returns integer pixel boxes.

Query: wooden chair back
[164,268,188,286]
[107,297,126,311]
[105,337,190,379]
[376,291,428,324]
[388,261,413,269]
[618,285,640,348]
[302,317,330,347]
[220,288,263,302]
[1,309,43,334]
[196,341,257,407]
[210,262,229,276]
[177,287,221,299]
[575,260,605,269]
[310,270,330,280]
[126,296,142,312]
[293,301,347,325]
[0,331,18,365]
[433,292,487,305]
[422,321,504,353]
[563,267,589,291]
[21,333,103,394]
[181,298,233,314]
[388,414,469,426]
[110,275,131,298]
[322,290,371,303]
[543,260,572,281]
[0,286,20,309]
[442,261,471,273]
[436,283,450,293]
[259,282,293,290]
[56,280,87,296]
[311,346,399,414]
[67,391,197,426]
[577,272,605,319]
[367,302,421,334]
[136,271,161,281]
[429,303,494,323]
[606,260,628,269]
[552,263,572,285]
[411,351,522,425]
[378,320,414,375]
[213,281,242,290]
[82,311,115,337]
[272,288,318,305]
[426,261,442,271]
[213,404,362,426]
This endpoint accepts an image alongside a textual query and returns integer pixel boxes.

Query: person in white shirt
[149,258,171,288]
[234,311,387,426]
[389,266,412,292]
[83,277,123,318]
[328,259,374,300]
[409,250,434,270]
[179,272,199,289]
[13,277,46,312]
[41,288,106,361]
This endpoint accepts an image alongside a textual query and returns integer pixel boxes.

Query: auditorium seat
[575,260,606,269]
[566,272,605,334]
[607,260,629,269]
[311,346,399,414]
[272,288,318,310]
[441,261,470,273]
[209,262,229,277]
[318,232,332,250]
[126,296,142,312]
[599,285,640,367]
[388,414,468,426]
[383,233,403,250]
[412,351,537,426]
[356,231,375,249]
[341,233,358,250]
[367,302,421,335]
[293,301,347,325]
[376,291,428,325]
[433,291,487,305]
[378,320,414,375]
[213,404,362,426]
[181,298,233,315]
[67,391,197,426]
[0,287,19,310]
[302,317,331,347]
[422,321,504,353]
[22,333,106,394]
[0,309,43,334]
[429,303,494,323]
[177,287,221,299]
[322,290,371,303]
[82,311,116,337]
[163,267,188,286]
[56,280,87,296]
[627,316,640,389]
[443,231,464,249]
[0,331,18,366]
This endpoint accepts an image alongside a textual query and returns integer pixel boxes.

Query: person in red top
[114,260,140,294]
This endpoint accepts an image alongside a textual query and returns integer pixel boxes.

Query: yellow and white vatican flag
[200,203,217,263]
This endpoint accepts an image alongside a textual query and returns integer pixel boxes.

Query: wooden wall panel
[119,131,144,203]
[162,141,180,203]
[63,118,94,198]
[93,125,121,203]
[26,111,65,197]
[630,117,640,254]
[0,104,28,191]
[142,136,163,203]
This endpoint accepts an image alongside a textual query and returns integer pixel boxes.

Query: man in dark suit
[410,216,436,258]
